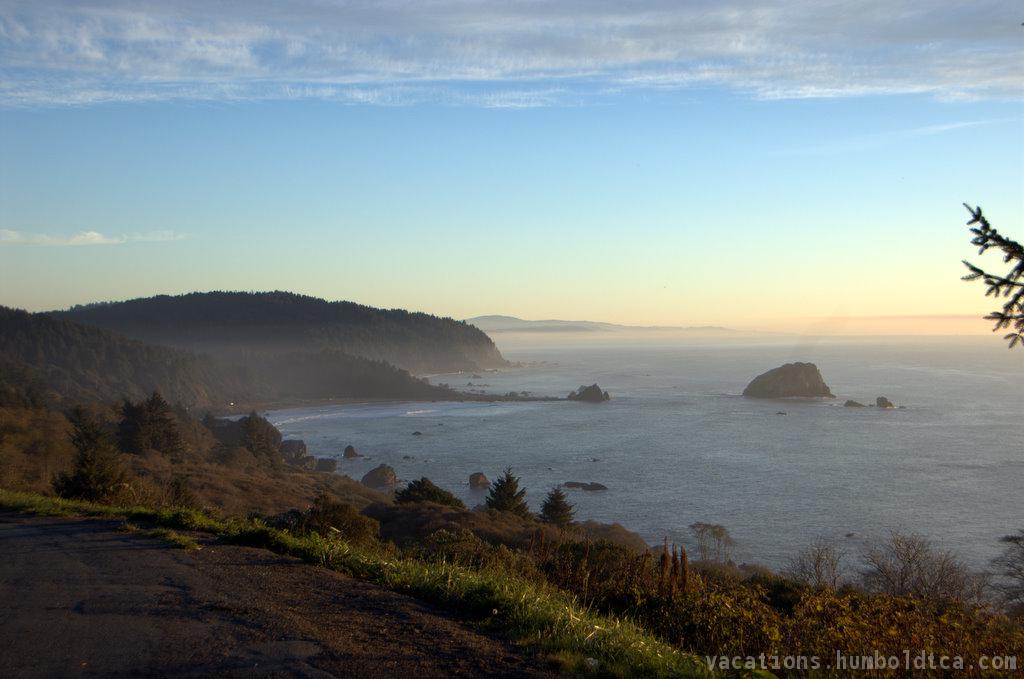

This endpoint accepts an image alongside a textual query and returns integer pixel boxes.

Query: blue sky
[0,1,1021,330]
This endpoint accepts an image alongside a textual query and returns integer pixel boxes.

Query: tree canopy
[395,477,466,508]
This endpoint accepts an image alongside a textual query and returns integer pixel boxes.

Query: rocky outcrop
[343,445,361,459]
[568,384,610,403]
[742,362,834,398]
[361,464,398,489]
[280,440,307,464]
[844,400,866,408]
[469,472,490,489]
[315,458,338,473]
[564,481,608,491]
[876,396,895,409]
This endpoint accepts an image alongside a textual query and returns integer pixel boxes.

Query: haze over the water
[1,1,1021,332]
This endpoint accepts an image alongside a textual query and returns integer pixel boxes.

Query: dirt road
[0,512,558,678]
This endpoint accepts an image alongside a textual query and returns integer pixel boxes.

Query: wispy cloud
[0,229,187,246]
[785,118,1016,156]
[0,1,1020,107]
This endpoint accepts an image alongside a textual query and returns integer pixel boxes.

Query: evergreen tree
[485,467,531,518]
[143,392,183,454]
[54,407,126,502]
[240,411,282,462]
[539,486,575,526]
[962,204,1024,347]
[117,392,183,455]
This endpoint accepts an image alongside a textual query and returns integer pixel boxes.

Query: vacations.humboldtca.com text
[705,651,1018,673]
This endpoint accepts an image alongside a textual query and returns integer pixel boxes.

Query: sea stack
[742,362,834,398]
[568,384,611,402]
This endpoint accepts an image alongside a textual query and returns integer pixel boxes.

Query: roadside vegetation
[0,488,709,678]
[117,522,203,551]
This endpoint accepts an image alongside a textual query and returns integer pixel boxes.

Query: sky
[0,1,1022,333]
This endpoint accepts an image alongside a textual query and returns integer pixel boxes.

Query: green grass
[117,522,203,551]
[0,490,715,678]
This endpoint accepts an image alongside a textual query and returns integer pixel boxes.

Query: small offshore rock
[469,472,490,489]
[343,444,361,459]
[567,384,611,403]
[564,481,608,491]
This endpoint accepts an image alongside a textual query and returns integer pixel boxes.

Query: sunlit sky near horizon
[1,1,1022,333]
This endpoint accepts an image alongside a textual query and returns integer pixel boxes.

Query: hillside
[0,306,455,408]
[0,306,248,408]
[57,292,507,374]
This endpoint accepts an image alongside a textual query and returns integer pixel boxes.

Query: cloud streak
[782,117,1018,156]
[0,229,187,246]
[0,1,1020,106]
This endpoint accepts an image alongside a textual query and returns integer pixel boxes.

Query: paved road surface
[0,512,558,678]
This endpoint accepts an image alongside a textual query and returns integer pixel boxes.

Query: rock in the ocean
[564,481,608,491]
[469,472,490,489]
[315,458,338,473]
[876,396,895,409]
[844,400,866,408]
[412,431,423,436]
[361,464,398,489]
[568,384,611,403]
[742,362,834,398]
[343,444,361,459]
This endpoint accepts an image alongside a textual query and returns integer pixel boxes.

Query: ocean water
[268,335,1023,569]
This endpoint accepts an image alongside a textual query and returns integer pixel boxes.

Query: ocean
[268,335,1023,570]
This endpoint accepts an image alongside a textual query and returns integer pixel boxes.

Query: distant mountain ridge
[56,292,507,374]
[466,315,735,334]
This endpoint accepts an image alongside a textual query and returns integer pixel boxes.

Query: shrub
[992,529,1024,619]
[290,494,379,546]
[785,537,847,589]
[165,475,198,508]
[861,530,989,604]
[395,477,465,508]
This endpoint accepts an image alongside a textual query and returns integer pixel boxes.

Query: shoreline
[216,392,564,416]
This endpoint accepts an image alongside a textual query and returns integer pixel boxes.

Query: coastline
[215,391,563,416]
